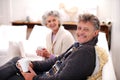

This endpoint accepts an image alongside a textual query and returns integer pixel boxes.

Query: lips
[77,34,86,39]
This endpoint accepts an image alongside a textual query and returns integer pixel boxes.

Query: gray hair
[41,10,62,26]
[78,13,100,30]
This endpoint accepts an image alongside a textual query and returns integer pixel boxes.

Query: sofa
[0,25,116,80]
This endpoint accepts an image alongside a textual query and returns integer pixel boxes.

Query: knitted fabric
[87,46,108,80]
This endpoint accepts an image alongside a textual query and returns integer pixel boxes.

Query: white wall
[98,0,120,79]
[10,0,98,22]
[97,0,113,22]
[0,0,11,25]
[111,0,120,80]
[10,0,27,21]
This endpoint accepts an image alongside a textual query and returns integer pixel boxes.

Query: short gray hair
[41,10,62,26]
[78,13,100,30]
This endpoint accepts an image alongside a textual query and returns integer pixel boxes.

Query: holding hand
[36,47,51,58]
[21,66,36,80]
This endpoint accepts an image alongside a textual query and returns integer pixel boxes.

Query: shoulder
[46,31,52,38]
[60,26,72,34]
[61,27,74,38]
[68,45,96,70]
[70,45,96,69]
[79,45,95,52]
[76,45,96,57]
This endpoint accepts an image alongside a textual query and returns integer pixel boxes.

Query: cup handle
[16,62,19,68]
[16,62,22,71]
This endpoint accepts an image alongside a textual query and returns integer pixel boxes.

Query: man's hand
[21,66,37,80]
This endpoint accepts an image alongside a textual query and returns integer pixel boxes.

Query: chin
[78,40,85,44]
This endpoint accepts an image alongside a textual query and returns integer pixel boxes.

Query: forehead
[77,21,94,29]
[46,16,57,20]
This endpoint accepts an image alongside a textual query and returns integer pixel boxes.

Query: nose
[50,21,55,24]
[76,29,84,34]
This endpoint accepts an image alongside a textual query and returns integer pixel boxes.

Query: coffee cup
[37,46,44,50]
[16,58,30,72]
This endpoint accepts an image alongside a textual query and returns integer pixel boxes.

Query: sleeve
[32,53,65,72]
[32,57,57,72]
[49,54,55,59]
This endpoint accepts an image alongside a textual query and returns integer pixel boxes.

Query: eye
[52,19,56,22]
[48,20,51,23]
[46,20,51,24]
[77,26,81,30]
[83,28,89,31]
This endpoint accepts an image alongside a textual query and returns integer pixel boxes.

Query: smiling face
[46,15,60,34]
[76,21,99,44]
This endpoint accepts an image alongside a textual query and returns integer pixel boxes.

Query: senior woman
[36,10,75,59]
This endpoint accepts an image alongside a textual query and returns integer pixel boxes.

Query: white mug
[16,58,30,72]
[37,46,44,50]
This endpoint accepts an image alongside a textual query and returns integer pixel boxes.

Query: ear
[94,30,100,36]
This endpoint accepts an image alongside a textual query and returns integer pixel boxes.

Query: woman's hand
[36,48,51,58]
[21,66,37,80]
